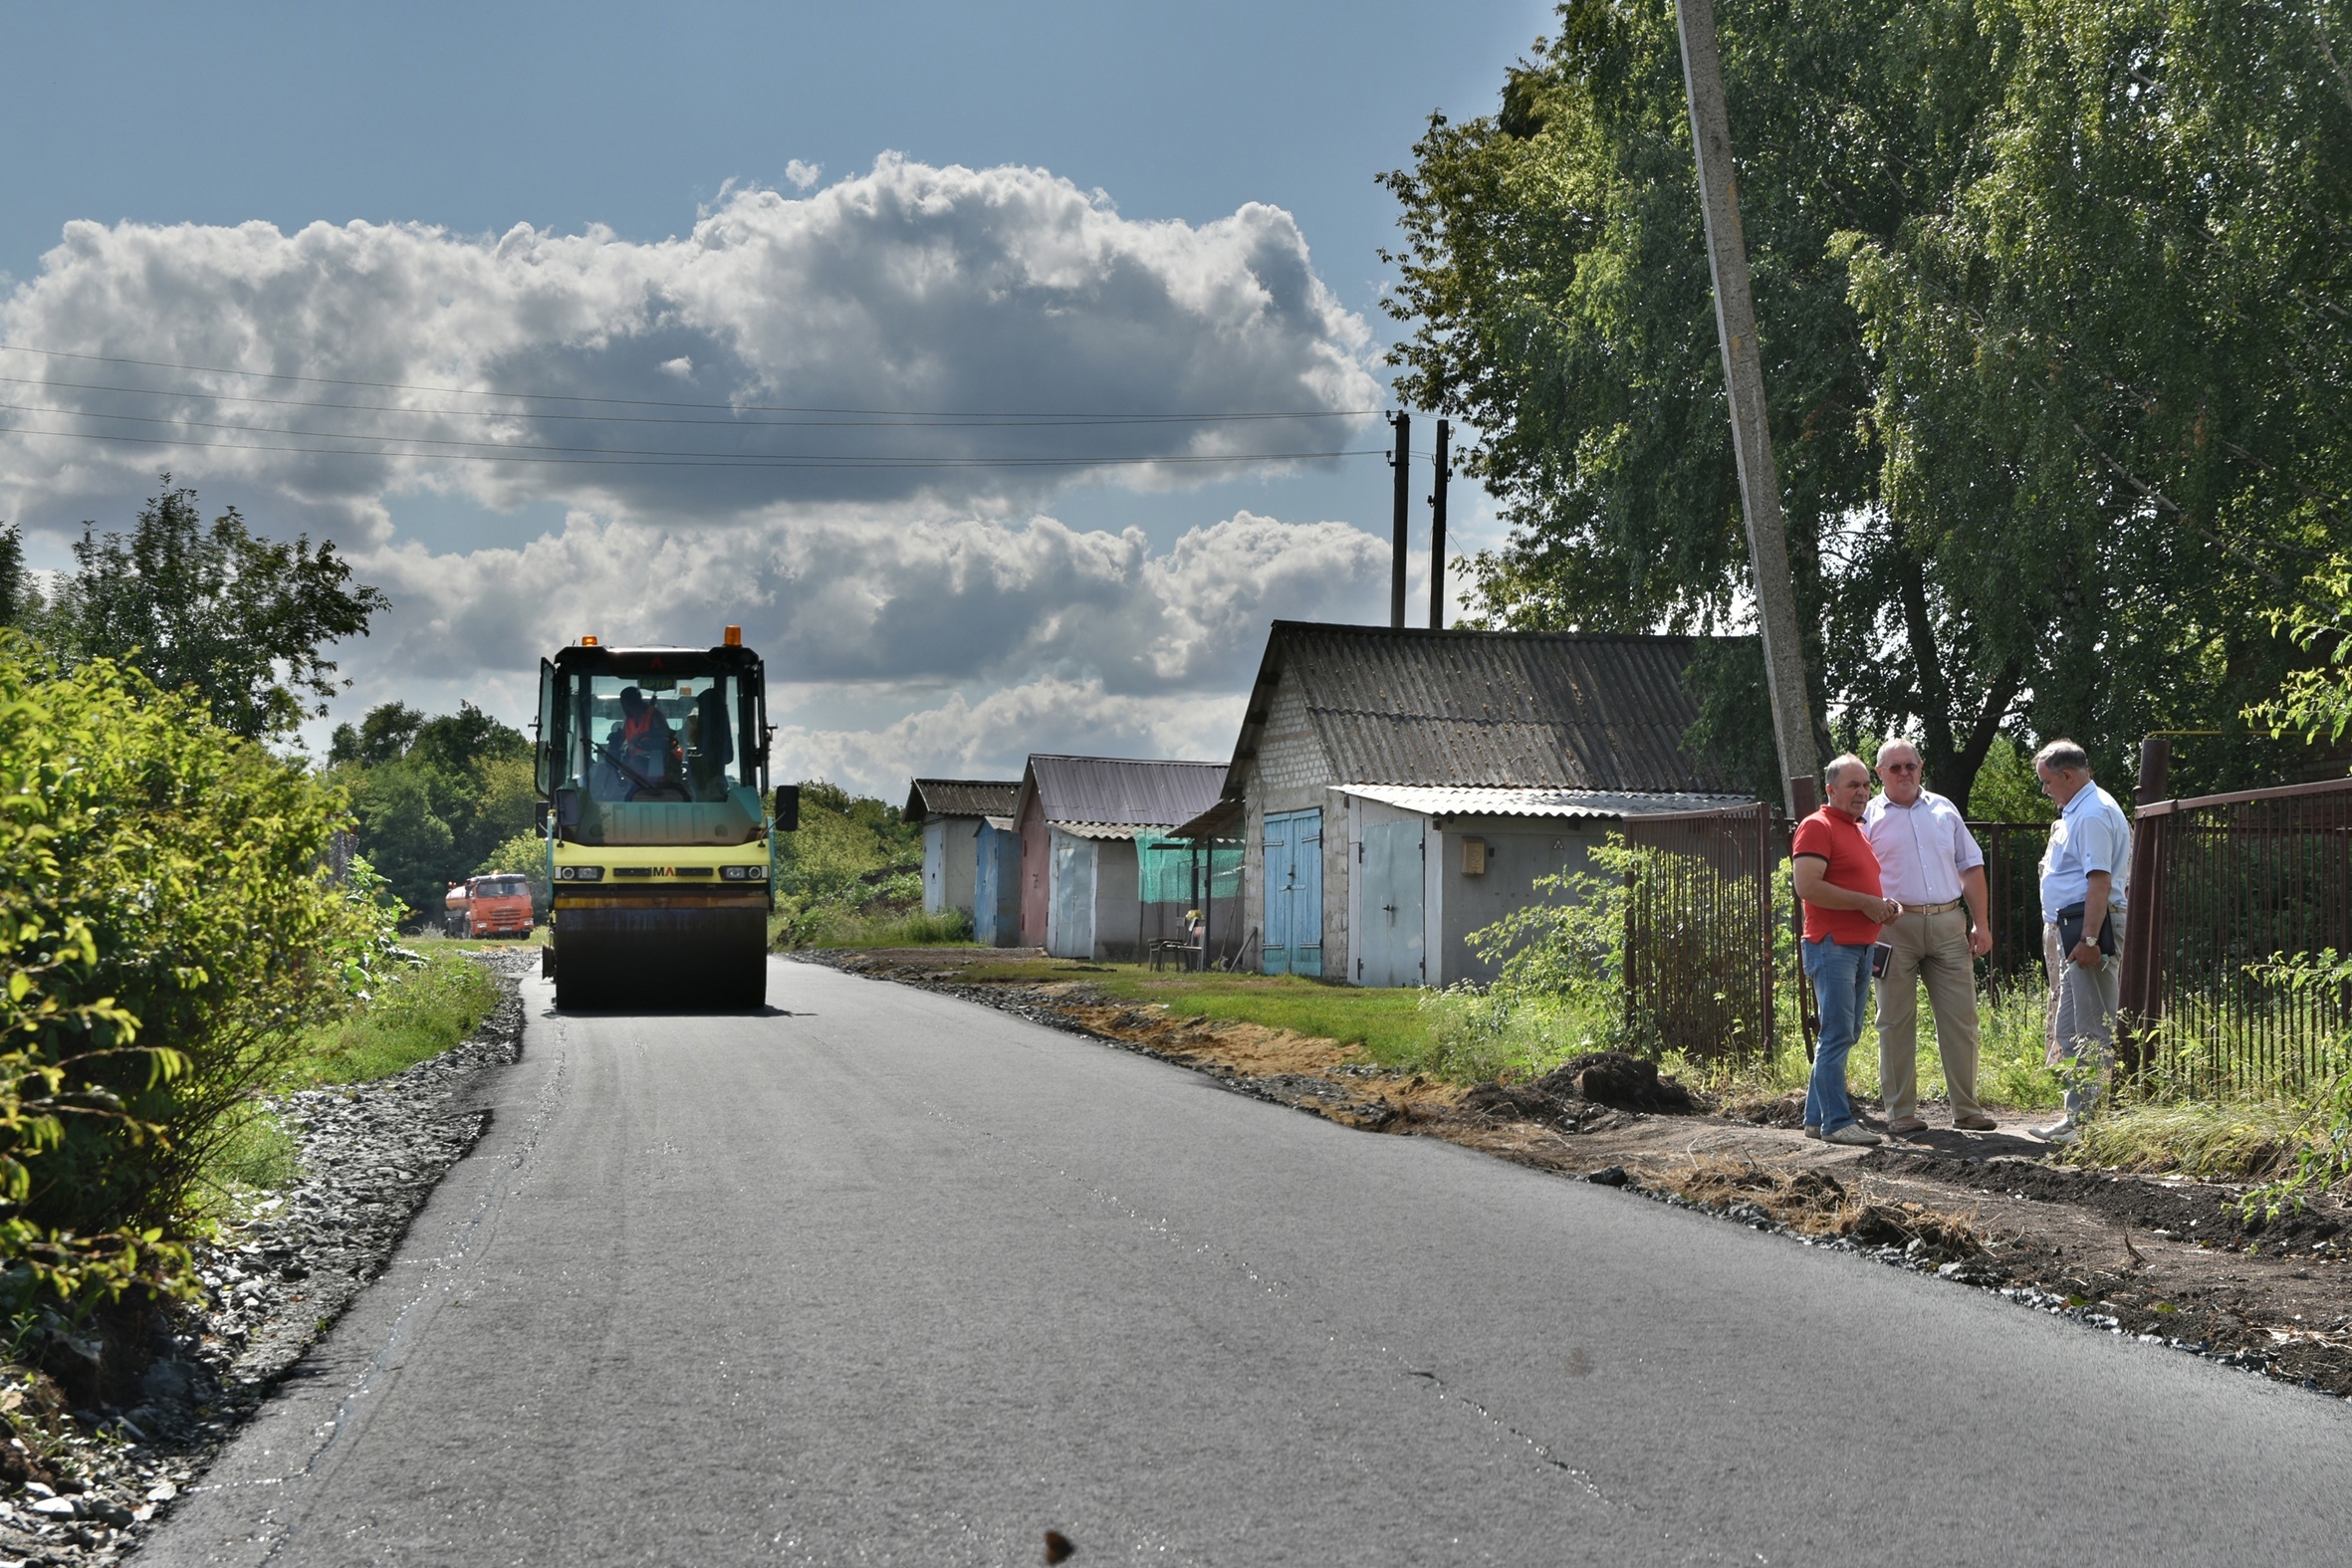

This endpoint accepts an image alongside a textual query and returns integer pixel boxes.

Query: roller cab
[536,633,778,1010]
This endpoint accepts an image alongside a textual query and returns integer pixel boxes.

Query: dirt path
[807,947,2352,1401]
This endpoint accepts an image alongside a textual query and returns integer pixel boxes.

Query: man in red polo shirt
[1791,754,1900,1145]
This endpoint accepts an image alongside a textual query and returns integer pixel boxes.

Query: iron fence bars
[1623,803,1779,1061]
[1968,823,2052,985]
[2118,776,2352,1092]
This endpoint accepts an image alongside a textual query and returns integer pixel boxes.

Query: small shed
[904,778,1022,926]
[972,814,1022,947]
[1212,623,1755,986]
[1014,755,1227,961]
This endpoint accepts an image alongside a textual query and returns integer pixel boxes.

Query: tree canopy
[1382,0,2352,804]
[36,479,387,741]
[331,701,535,919]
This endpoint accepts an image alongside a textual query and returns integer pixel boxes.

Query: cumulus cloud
[0,155,1377,527]
[317,503,1401,792]
[353,506,1392,694]
[780,677,1250,790]
[1,158,1413,794]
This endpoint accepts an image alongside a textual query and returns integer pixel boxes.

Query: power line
[0,418,1385,471]
[0,395,1372,464]
[0,372,1367,431]
[0,341,1382,422]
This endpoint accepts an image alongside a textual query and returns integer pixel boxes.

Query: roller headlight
[721,864,769,881]
[556,865,605,881]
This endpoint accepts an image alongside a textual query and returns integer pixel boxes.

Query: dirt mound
[1533,1052,1703,1114]
[1727,1089,1808,1128]
[1856,1149,2346,1251]
[1644,1155,1987,1265]
[1460,1051,1702,1125]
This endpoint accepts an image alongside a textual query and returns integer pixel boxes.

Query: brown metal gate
[2118,776,2352,1091]
[1623,802,1781,1061]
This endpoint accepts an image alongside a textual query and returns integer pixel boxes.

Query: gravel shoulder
[0,950,530,1568]
[806,946,2352,1404]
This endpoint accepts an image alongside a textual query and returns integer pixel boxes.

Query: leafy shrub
[0,636,389,1312]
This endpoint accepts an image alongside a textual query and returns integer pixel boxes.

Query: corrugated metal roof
[1021,755,1228,830]
[1223,623,1745,796]
[1051,821,1148,840]
[903,778,1023,822]
[1336,784,1756,819]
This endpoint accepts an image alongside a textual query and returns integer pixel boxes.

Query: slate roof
[1333,784,1754,819]
[1018,755,1228,832]
[902,778,1023,823]
[1224,623,1743,796]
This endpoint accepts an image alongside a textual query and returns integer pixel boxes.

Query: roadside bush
[0,636,390,1313]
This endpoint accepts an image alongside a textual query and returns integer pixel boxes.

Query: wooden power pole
[1388,411,1411,630]
[1675,0,1817,815]
[1429,418,1451,629]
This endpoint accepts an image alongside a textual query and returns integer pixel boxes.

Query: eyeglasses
[1880,762,1920,774]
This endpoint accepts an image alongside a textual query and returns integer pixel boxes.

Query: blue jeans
[1803,938,1874,1133]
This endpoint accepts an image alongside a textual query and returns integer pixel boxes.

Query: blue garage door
[1262,808,1322,977]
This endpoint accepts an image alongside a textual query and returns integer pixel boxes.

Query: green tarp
[1136,834,1242,905]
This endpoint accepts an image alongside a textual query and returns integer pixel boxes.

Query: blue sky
[0,0,1557,788]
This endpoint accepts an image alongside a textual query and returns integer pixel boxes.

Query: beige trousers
[1874,905,1982,1120]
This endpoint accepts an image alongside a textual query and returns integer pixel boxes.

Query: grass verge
[280,948,504,1087]
[940,958,1438,1060]
[787,907,975,948]
[2065,1099,2304,1182]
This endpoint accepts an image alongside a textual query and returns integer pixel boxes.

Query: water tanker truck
[535,626,794,1009]
[444,873,535,939]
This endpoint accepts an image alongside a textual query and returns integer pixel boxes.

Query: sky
[0,0,1558,794]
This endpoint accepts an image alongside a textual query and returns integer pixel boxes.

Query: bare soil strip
[811,948,2352,1401]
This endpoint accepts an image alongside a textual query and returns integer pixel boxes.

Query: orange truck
[442,873,536,939]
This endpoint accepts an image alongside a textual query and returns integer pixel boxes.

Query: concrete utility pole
[1675,0,1817,817]
[1388,411,1411,629]
[1428,418,1452,629]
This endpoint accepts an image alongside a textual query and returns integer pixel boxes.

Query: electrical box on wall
[1460,837,1488,876]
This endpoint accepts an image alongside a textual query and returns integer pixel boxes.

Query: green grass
[791,906,975,948]
[1781,976,2063,1111]
[943,959,1438,1059]
[281,949,504,1087]
[2066,1098,2304,1182]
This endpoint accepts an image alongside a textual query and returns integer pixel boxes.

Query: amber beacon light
[723,624,742,647]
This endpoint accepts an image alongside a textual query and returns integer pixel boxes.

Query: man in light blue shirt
[2032,739,2131,1143]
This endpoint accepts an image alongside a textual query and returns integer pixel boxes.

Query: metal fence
[1619,806,2050,1062]
[2118,776,2352,1091]
[1623,803,1782,1061]
[1971,822,2051,984]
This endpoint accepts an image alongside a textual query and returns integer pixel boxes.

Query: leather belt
[1897,897,1965,916]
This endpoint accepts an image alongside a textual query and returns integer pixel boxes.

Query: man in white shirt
[1863,741,1997,1136]
[2031,739,2131,1144]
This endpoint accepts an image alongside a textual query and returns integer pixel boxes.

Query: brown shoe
[1952,1112,1999,1132]
[1885,1115,1930,1137]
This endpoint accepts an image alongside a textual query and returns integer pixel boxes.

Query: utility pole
[1675,0,1817,817]
[1428,418,1451,629]
[1388,411,1411,629]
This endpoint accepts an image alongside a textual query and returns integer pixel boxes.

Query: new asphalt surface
[142,959,2352,1566]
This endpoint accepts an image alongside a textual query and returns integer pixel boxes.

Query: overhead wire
[0,418,1385,470]
[0,341,1382,422]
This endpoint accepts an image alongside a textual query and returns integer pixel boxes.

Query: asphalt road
[144,960,2352,1566]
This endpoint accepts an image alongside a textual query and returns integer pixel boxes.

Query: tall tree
[50,478,388,740]
[1380,1,2349,803]
[329,701,536,918]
